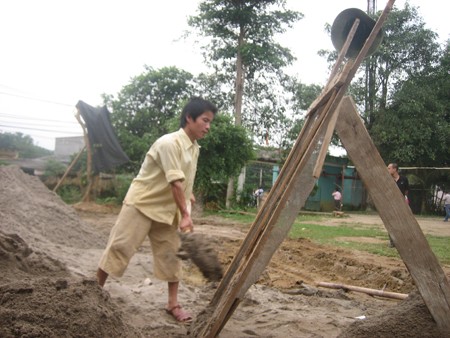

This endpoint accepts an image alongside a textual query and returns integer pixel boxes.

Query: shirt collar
[178,128,200,149]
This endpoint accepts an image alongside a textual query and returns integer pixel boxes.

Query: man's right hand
[179,214,193,233]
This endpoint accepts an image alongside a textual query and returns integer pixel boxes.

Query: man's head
[181,97,217,141]
[180,97,218,128]
[387,163,399,177]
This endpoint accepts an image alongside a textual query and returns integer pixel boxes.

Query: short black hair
[390,163,399,171]
[180,97,218,128]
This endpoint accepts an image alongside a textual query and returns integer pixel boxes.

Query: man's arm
[170,180,193,232]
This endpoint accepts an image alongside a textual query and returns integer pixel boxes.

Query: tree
[354,4,441,129]
[102,66,255,206]
[371,43,449,167]
[0,132,52,158]
[188,0,302,127]
[279,77,323,157]
[188,0,302,206]
[195,114,255,205]
[319,4,441,131]
[103,66,195,172]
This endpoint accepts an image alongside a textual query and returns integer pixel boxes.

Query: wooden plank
[208,101,331,308]
[327,18,360,86]
[335,96,450,335]
[193,91,342,336]
[312,92,340,178]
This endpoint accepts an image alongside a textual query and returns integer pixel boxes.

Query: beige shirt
[124,129,199,225]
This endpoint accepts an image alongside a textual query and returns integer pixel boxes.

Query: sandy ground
[1,165,449,337]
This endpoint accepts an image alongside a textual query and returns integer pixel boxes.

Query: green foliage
[43,159,66,179]
[357,4,441,127]
[371,61,450,167]
[113,174,134,204]
[279,78,323,155]
[0,132,52,158]
[57,185,82,204]
[195,114,255,199]
[188,0,303,149]
[188,0,303,78]
[104,66,196,173]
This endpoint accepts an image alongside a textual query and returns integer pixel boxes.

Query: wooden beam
[335,96,450,336]
[317,281,408,300]
[75,110,93,202]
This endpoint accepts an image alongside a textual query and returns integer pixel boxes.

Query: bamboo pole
[317,281,408,300]
[53,145,86,193]
[75,110,93,202]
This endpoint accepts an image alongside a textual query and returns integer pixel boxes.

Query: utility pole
[365,0,377,128]
[367,0,376,15]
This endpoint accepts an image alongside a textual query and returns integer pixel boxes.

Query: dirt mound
[0,166,140,337]
[339,291,441,337]
[0,165,103,249]
[0,278,141,337]
[0,231,70,283]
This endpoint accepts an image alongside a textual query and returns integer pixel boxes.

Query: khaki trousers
[98,204,181,282]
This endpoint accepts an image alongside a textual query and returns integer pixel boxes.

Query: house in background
[54,136,84,163]
[304,156,366,211]
[243,151,366,212]
[0,136,84,176]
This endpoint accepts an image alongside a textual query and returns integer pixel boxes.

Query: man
[442,191,450,222]
[387,163,410,247]
[96,97,217,322]
[387,163,409,202]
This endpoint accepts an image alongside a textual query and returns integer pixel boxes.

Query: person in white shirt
[332,188,342,211]
[443,191,450,222]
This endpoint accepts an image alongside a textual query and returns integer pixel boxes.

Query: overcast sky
[0,0,448,150]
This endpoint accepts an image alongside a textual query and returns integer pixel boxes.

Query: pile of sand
[0,165,140,337]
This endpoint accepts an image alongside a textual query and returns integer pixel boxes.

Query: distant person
[387,163,410,203]
[387,163,410,247]
[443,191,450,222]
[332,188,342,211]
[253,187,264,208]
[95,97,217,323]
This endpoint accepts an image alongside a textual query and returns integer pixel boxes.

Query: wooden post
[335,96,450,335]
[75,110,93,202]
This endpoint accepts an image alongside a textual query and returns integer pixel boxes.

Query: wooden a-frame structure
[53,108,94,202]
[190,0,450,336]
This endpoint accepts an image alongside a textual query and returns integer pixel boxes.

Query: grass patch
[208,210,450,265]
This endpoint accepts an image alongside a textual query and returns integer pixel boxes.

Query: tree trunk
[226,23,246,208]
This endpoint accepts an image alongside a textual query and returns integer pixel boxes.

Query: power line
[0,120,81,130]
[0,91,74,107]
[0,114,79,125]
[0,124,82,135]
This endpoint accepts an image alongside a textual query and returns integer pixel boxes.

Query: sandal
[165,304,193,323]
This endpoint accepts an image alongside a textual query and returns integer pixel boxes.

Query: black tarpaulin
[76,100,129,173]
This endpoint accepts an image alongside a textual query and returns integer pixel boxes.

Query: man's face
[186,111,215,141]
[387,164,397,177]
